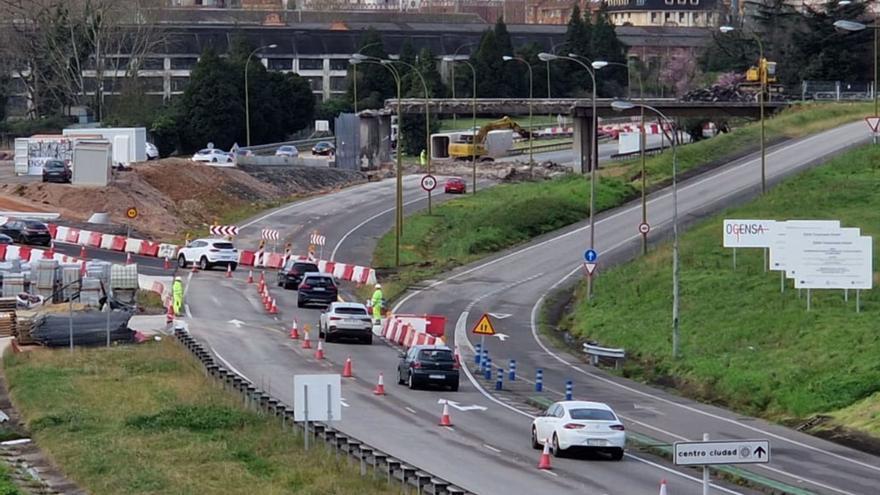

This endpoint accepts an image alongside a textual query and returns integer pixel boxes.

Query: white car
[275,145,299,157]
[531,401,626,460]
[192,148,233,163]
[319,302,373,344]
[177,238,238,271]
[145,142,159,160]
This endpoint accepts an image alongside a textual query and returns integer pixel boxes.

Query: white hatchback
[177,238,238,271]
[192,148,233,163]
[531,400,626,460]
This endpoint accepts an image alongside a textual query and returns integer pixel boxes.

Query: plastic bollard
[495,368,503,390]
[565,380,573,401]
[481,348,489,372]
[509,359,517,381]
[484,357,493,380]
[475,343,482,365]
[535,369,544,392]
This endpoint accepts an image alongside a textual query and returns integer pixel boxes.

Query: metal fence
[801,80,874,102]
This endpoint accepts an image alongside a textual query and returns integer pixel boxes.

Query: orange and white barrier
[380,315,446,349]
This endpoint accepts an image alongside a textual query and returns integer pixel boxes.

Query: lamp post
[834,17,879,144]
[450,43,476,128]
[612,100,680,359]
[351,55,404,266]
[502,56,534,171]
[720,25,767,193]
[351,41,384,114]
[539,52,599,299]
[444,56,478,194]
[245,43,278,147]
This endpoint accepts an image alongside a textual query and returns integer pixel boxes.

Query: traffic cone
[342,356,353,378]
[226,264,232,278]
[259,271,265,286]
[191,260,198,273]
[302,329,312,349]
[373,373,386,395]
[438,403,453,427]
[658,479,667,495]
[537,441,552,469]
[269,298,278,314]
[289,319,299,339]
[79,245,87,259]
[166,301,174,324]
[163,256,171,270]
[80,260,87,277]
[247,270,254,284]
[126,252,132,265]
[314,340,325,360]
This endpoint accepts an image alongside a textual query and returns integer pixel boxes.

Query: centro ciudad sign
[674,439,770,466]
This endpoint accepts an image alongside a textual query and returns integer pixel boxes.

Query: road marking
[239,195,329,230]
[330,194,426,261]
[625,454,742,495]
[540,470,558,478]
[184,304,193,319]
[227,319,244,328]
[405,407,417,414]
[211,296,220,306]
[210,345,252,384]
[482,444,502,453]
[438,399,487,412]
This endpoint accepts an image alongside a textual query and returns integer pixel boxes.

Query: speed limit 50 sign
[421,174,437,192]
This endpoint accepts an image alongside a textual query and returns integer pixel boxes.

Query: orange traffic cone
[191,260,198,273]
[439,403,453,427]
[373,373,386,395]
[314,340,325,360]
[163,256,171,270]
[537,440,552,469]
[166,301,175,324]
[247,270,254,284]
[80,260,87,277]
[226,264,232,278]
[79,245,87,259]
[126,252,133,265]
[658,479,667,495]
[269,298,278,314]
[342,356,353,378]
[289,319,299,339]
[259,271,265,286]
[302,329,312,349]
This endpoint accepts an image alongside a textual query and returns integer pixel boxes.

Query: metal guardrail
[583,343,626,369]
[173,328,472,495]
[507,141,573,156]
[241,136,332,155]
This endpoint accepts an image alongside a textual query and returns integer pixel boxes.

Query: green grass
[374,102,873,302]
[135,289,165,314]
[561,144,880,430]
[3,341,395,495]
[0,463,22,495]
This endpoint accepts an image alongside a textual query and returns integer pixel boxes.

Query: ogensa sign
[722,219,776,248]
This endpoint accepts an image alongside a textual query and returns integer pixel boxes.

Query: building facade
[604,0,720,27]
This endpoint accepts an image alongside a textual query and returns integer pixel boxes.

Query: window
[651,12,658,23]
[636,0,645,5]
[554,406,565,418]
[268,58,292,71]
[418,349,453,362]
[678,0,686,4]
[211,242,235,250]
[329,76,347,91]
[171,77,189,92]
[304,276,335,287]
[665,0,673,4]
[694,13,701,22]
[141,77,165,92]
[141,57,165,70]
[679,12,685,22]
[305,76,323,91]
[329,58,348,71]
[690,0,699,4]
[298,58,323,70]
[335,306,368,315]
[170,57,198,70]
[569,408,618,421]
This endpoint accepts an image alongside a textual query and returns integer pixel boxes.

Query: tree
[591,3,628,97]
[347,29,394,110]
[787,2,870,85]
[400,48,443,156]
[178,48,242,152]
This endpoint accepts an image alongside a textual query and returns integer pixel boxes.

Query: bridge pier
[572,112,597,174]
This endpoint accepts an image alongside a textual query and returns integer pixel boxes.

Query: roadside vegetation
[562,145,880,436]
[374,102,872,301]
[3,341,394,495]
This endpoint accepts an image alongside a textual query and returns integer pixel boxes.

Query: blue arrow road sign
[584,249,598,263]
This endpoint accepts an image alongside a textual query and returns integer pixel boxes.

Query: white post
[303,384,310,450]
[807,289,812,311]
[732,247,737,270]
[702,432,710,495]
[326,384,332,421]
[845,289,849,302]
[856,290,861,313]
[780,271,785,293]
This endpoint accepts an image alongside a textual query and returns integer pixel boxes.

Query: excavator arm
[474,116,531,144]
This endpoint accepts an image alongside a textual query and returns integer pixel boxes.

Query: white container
[72,140,112,186]
[484,130,514,158]
[63,127,146,164]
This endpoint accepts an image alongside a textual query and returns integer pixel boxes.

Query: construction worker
[172,276,184,316]
[419,149,427,168]
[371,283,383,324]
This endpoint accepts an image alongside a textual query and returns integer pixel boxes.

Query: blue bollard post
[508,359,517,381]
[565,380,573,401]
[484,357,493,380]
[481,348,489,372]
[474,343,482,365]
[535,369,543,392]
[495,368,503,390]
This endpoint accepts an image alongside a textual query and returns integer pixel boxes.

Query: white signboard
[722,219,777,248]
[293,374,342,422]
[793,235,873,290]
[786,227,861,279]
[618,132,640,155]
[769,220,840,274]
[674,439,770,466]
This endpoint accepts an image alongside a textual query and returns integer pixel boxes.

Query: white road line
[184,303,193,319]
[483,444,502,453]
[624,454,742,495]
[330,196,425,261]
[540,470,558,478]
[210,345,252,384]
[239,195,328,230]
[405,406,418,414]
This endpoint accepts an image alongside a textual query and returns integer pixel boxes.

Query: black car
[397,345,459,391]
[312,141,335,156]
[0,220,52,246]
[0,234,12,245]
[296,272,338,308]
[42,160,71,183]
[277,260,319,289]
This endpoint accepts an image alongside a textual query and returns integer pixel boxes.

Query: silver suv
[319,302,373,344]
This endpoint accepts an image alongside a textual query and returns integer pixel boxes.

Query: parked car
[275,145,299,158]
[277,259,319,290]
[397,345,459,391]
[0,234,12,245]
[0,219,52,246]
[444,177,466,194]
[192,149,233,163]
[530,401,625,460]
[296,272,338,308]
[312,141,335,156]
[42,159,72,183]
[177,238,238,271]
[319,302,373,344]
[145,142,159,160]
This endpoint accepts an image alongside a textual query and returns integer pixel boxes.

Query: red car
[444,177,466,194]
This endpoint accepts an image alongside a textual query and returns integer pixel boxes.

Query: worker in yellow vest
[371,283,383,324]
[172,276,184,316]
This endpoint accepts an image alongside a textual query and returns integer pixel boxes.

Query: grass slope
[3,341,394,495]
[562,145,880,429]
[374,102,873,301]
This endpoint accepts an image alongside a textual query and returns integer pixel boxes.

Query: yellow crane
[448,116,532,160]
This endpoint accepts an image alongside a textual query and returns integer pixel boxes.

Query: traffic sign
[126,207,138,219]
[471,314,496,336]
[638,222,650,235]
[421,174,437,192]
[584,249,598,263]
[866,116,880,133]
[310,232,326,246]
[261,228,280,241]
[583,262,597,276]
[210,225,239,237]
[673,439,770,466]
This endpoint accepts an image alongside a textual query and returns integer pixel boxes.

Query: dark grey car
[397,345,459,391]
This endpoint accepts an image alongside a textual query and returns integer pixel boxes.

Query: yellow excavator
[448,116,532,160]
[741,58,784,96]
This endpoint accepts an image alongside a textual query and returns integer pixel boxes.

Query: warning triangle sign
[866,116,880,133]
[471,314,496,335]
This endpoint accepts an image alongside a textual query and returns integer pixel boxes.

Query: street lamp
[834,17,879,145]
[450,43,476,127]
[245,43,278,147]
[539,51,599,299]
[502,55,535,171]
[351,55,404,267]
[351,41,383,114]
[444,55,478,195]
[595,58,649,255]
[612,99,681,359]
[720,25,767,193]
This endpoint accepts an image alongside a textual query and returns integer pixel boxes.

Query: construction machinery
[740,58,785,97]
[448,116,532,160]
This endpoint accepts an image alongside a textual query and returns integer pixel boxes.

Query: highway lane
[393,121,880,495]
[494,133,666,165]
